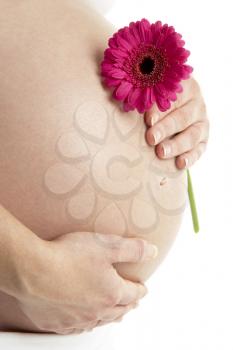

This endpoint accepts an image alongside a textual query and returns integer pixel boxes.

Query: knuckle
[95,232,122,251]
[134,239,145,261]
[105,234,121,249]
[84,311,99,323]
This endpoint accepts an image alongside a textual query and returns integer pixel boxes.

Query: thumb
[106,237,158,263]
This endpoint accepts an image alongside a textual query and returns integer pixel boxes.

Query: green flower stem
[187,169,199,233]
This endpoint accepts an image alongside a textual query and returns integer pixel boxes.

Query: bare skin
[0,0,188,334]
[145,78,209,169]
[0,204,158,335]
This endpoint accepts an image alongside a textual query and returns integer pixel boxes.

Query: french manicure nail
[144,244,158,260]
[151,115,158,126]
[162,144,171,157]
[153,130,162,144]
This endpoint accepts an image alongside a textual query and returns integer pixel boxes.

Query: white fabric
[0,324,116,350]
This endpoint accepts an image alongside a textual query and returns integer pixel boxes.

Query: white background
[1,0,233,349]
[104,0,233,349]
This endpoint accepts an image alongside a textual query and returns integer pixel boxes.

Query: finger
[145,99,202,146]
[155,121,208,159]
[106,266,148,305]
[175,142,207,169]
[106,237,158,264]
[97,302,138,325]
[113,304,137,324]
[144,77,198,127]
[118,278,148,305]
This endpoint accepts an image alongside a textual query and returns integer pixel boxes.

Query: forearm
[0,204,44,298]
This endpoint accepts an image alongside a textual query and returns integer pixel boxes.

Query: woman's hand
[144,77,209,169]
[16,231,158,335]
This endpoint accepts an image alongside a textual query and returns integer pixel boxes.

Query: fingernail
[144,244,158,260]
[162,144,171,157]
[151,115,158,126]
[184,158,189,168]
[153,130,162,144]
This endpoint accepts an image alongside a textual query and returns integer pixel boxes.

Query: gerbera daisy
[100,18,193,113]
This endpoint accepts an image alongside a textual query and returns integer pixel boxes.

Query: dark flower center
[124,44,170,88]
[139,56,155,75]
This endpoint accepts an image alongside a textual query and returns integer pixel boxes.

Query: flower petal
[151,21,163,47]
[150,86,157,105]
[122,27,138,48]
[123,102,134,112]
[101,18,193,115]
[110,69,127,79]
[144,87,152,111]
[172,47,191,63]
[114,81,133,101]
[176,83,183,93]
[127,87,141,106]
[183,64,194,75]
[137,18,151,42]
[110,48,129,59]
[155,83,169,98]
[116,32,133,52]
[129,21,141,45]
[135,88,148,113]
[108,37,118,49]
[168,91,177,101]
[104,77,121,88]
[156,95,171,112]
[173,63,193,79]
[163,78,180,92]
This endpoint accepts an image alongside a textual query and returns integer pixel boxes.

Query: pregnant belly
[0,0,187,331]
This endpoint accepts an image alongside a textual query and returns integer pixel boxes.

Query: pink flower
[100,19,193,114]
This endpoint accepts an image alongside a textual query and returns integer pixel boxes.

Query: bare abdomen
[0,0,187,331]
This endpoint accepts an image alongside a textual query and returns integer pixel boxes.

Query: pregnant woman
[0,0,209,337]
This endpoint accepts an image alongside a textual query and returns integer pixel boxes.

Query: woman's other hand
[144,77,209,169]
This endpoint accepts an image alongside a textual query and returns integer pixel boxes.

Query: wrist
[0,227,48,300]
[0,204,51,299]
[13,233,50,301]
